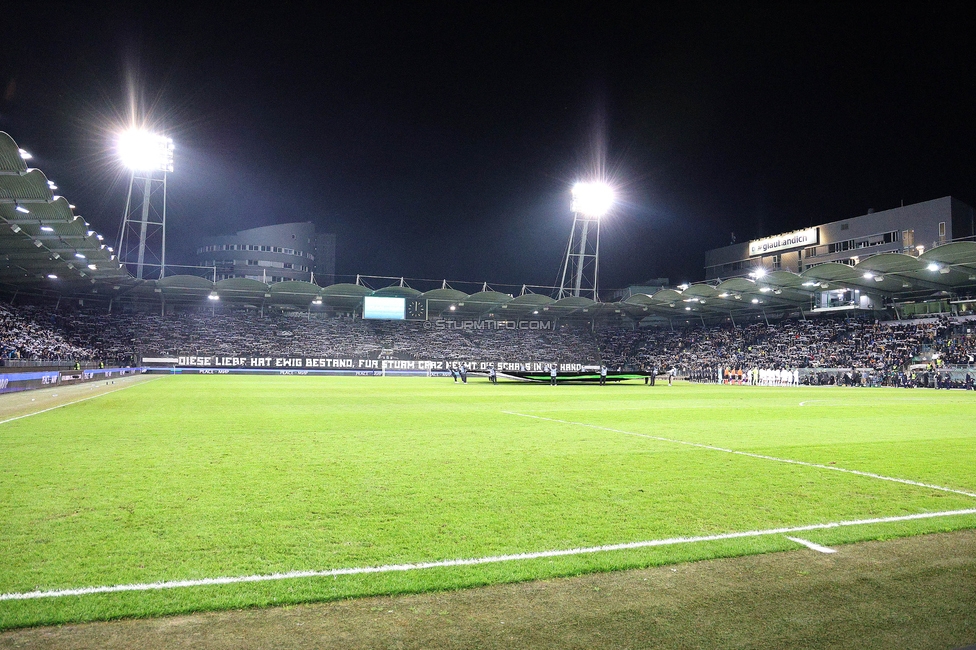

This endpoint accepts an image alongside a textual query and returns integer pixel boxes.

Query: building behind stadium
[705,196,975,280]
[195,222,336,284]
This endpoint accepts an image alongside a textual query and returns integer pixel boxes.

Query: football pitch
[1,375,975,629]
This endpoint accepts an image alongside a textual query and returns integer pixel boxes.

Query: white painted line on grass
[785,537,837,554]
[502,411,976,500]
[1,508,973,602]
[0,376,161,427]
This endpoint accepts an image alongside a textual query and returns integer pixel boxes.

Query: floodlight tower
[116,129,174,279]
[557,182,613,300]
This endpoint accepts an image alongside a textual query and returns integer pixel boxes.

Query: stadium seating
[3,301,975,382]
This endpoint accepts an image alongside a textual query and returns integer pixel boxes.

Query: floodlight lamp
[88,264,97,270]
[570,182,614,218]
[208,292,220,301]
[751,298,759,304]
[862,272,874,279]
[677,283,690,290]
[18,148,32,160]
[312,298,323,305]
[685,306,691,311]
[75,253,86,259]
[47,274,57,279]
[926,262,940,272]
[750,268,767,278]
[759,287,771,293]
[15,204,29,214]
[118,129,175,172]
[449,304,456,311]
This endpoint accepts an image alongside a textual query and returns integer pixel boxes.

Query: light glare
[118,129,175,172]
[570,182,614,217]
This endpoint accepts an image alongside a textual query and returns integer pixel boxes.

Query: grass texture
[1,375,975,628]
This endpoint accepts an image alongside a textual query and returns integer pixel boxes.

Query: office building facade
[704,197,975,281]
[196,222,336,284]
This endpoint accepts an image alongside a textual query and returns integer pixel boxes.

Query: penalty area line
[1,508,974,602]
[502,411,976,500]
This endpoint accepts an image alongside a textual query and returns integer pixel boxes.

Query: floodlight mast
[557,182,612,301]
[116,130,173,280]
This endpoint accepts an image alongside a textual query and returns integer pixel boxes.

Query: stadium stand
[47,308,602,364]
[2,299,975,389]
[0,303,97,362]
[596,317,942,373]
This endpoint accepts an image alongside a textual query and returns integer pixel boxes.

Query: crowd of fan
[0,304,97,361]
[596,315,973,376]
[2,302,975,379]
[42,308,601,364]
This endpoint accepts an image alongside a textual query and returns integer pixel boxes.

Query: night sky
[2,3,974,291]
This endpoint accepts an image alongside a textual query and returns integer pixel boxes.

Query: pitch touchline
[502,411,976,500]
[0,376,160,427]
[2,508,973,602]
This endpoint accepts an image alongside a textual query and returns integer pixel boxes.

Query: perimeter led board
[363,296,406,320]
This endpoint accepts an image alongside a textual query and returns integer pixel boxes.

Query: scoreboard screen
[363,296,406,320]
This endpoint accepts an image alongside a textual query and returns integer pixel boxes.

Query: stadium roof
[3,130,976,321]
[0,132,134,294]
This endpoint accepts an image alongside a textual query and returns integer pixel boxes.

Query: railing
[0,359,101,370]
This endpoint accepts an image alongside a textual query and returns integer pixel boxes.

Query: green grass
[1,376,975,628]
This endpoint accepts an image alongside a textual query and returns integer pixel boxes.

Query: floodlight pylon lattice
[557,183,609,301]
[116,132,173,280]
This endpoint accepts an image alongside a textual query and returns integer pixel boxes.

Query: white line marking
[0,376,160,427]
[1,508,973,602]
[502,411,976,500]
[785,536,837,554]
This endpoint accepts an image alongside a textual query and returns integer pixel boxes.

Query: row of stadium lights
[14,144,125,281]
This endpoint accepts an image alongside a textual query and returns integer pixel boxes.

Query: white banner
[749,227,818,256]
